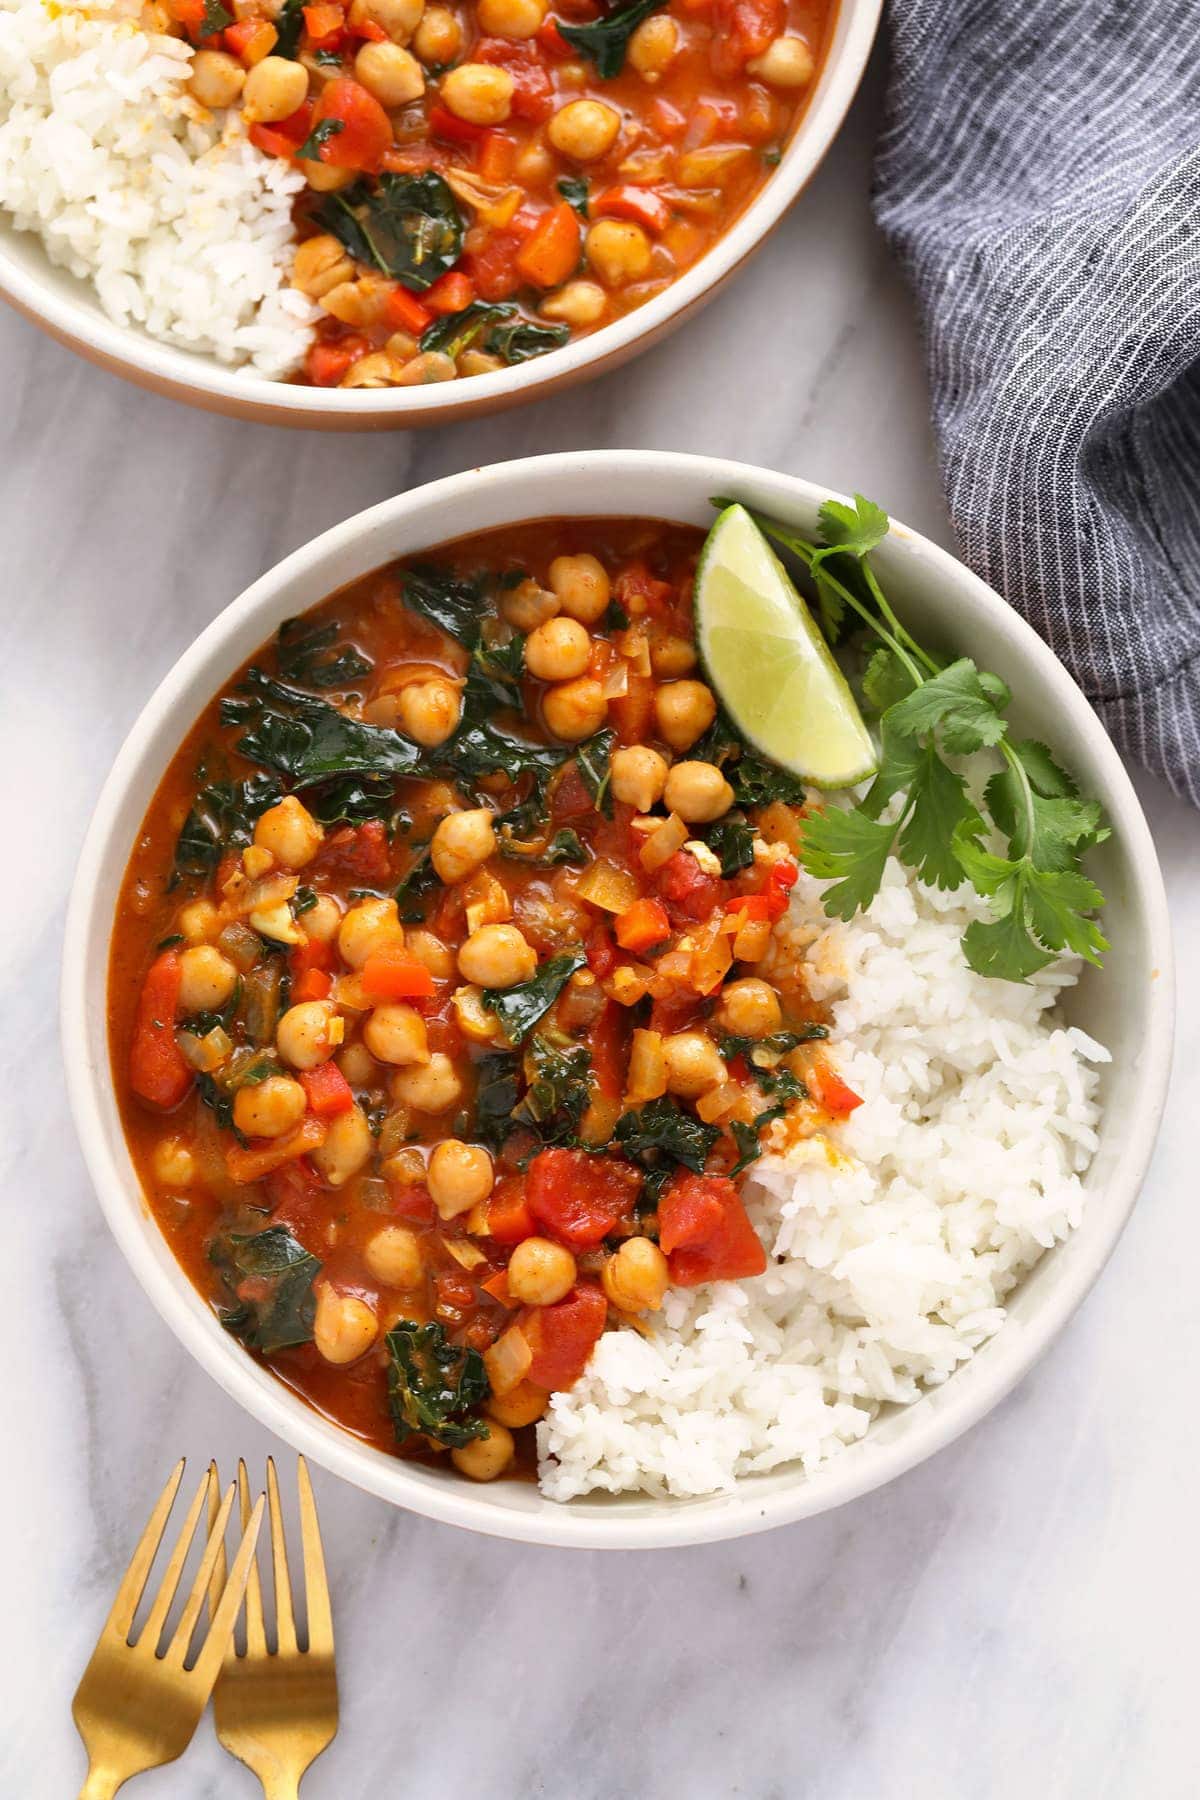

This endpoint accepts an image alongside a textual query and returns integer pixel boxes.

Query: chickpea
[427,1139,494,1219]
[300,160,356,193]
[431,808,496,885]
[391,1052,464,1113]
[233,1074,307,1139]
[363,1003,429,1066]
[277,1000,341,1070]
[507,1236,576,1306]
[547,553,610,623]
[312,1102,373,1186]
[525,615,591,682]
[543,676,608,741]
[338,897,405,968]
[649,632,697,678]
[477,0,545,36]
[458,349,505,377]
[253,795,323,869]
[178,945,237,1013]
[486,1381,549,1428]
[663,1030,725,1098]
[320,275,393,328]
[663,760,734,824]
[365,1224,423,1288]
[406,929,455,978]
[290,233,354,299]
[547,98,620,162]
[450,1420,515,1481]
[178,899,219,945]
[610,744,669,811]
[628,12,678,76]
[513,137,554,185]
[338,352,405,390]
[395,677,461,747]
[440,62,514,125]
[350,0,424,43]
[313,1283,378,1365]
[655,679,717,751]
[715,978,784,1039]
[602,1236,670,1312]
[304,893,342,943]
[337,1040,376,1086]
[458,923,537,989]
[395,350,458,385]
[453,983,502,1043]
[188,48,244,109]
[242,54,308,123]
[354,39,424,106]
[746,34,815,88]
[540,279,607,326]
[500,577,559,632]
[153,1138,195,1188]
[412,2,459,62]
[585,218,652,287]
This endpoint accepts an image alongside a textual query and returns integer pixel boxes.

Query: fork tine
[296,1456,334,1658]
[191,1494,266,1695]
[136,1464,215,1650]
[266,1457,297,1654]
[165,1480,236,1664]
[205,1460,226,1621]
[105,1458,186,1642]
[237,1458,268,1660]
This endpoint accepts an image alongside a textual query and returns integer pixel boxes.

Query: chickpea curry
[111,520,863,1485]
[173,0,834,389]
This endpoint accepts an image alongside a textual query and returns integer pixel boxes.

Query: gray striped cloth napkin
[873,0,1200,805]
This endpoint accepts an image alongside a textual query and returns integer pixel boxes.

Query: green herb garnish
[558,0,668,78]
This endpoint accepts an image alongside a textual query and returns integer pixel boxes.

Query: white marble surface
[2,55,1197,1800]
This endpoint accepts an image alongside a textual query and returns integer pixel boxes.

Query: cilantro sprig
[718,497,1110,984]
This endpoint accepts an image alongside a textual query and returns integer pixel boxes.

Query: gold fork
[210,1456,339,1800]
[72,1459,265,1800]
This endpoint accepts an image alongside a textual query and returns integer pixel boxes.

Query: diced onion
[484,1325,532,1398]
[696,1081,741,1124]
[626,1028,667,1104]
[601,661,629,700]
[733,917,773,961]
[218,921,262,972]
[177,1026,232,1074]
[442,1236,486,1271]
[677,145,750,189]
[638,812,688,873]
[575,858,641,914]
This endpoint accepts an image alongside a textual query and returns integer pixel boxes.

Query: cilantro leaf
[798,806,898,920]
[861,645,917,713]
[895,742,980,890]
[816,494,890,562]
[886,658,1009,755]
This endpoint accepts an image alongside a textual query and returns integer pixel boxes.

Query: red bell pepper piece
[384,285,434,335]
[129,951,192,1110]
[806,1060,863,1116]
[298,1062,355,1118]
[592,185,670,234]
[429,103,487,145]
[614,897,671,953]
[291,967,332,1003]
[422,269,476,316]
[305,334,368,387]
[360,951,436,1002]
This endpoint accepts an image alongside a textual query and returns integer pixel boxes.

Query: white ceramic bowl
[0,4,880,430]
[63,452,1174,1547]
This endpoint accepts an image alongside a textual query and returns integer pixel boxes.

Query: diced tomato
[724,893,769,922]
[614,563,673,617]
[536,16,571,55]
[290,935,334,980]
[429,103,488,145]
[615,897,671,953]
[515,201,581,289]
[262,1157,326,1251]
[436,1270,475,1316]
[766,856,798,917]
[291,967,332,1003]
[320,819,392,884]
[346,10,386,36]
[382,285,433,336]
[609,669,655,744]
[584,922,617,978]
[361,951,436,1002]
[128,950,192,1109]
[389,1181,436,1222]
[224,17,277,61]
[592,185,670,234]
[551,761,593,821]
[481,1268,513,1305]
[226,1116,327,1185]
[476,130,515,183]
[473,38,554,121]
[422,270,475,316]
[464,227,526,301]
[586,999,625,1102]
[519,1282,608,1390]
[299,1062,355,1118]
[305,334,368,387]
[806,1060,863,1116]
[655,849,724,922]
[310,77,391,171]
[658,1173,767,1286]
[526,1148,638,1248]
[711,0,783,74]
[248,97,313,158]
[650,96,687,138]
[484,1176,537,1244]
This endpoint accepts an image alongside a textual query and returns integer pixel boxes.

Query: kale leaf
[394,842,441,921]
[386,1319,489,1449]
[274,0,304,56]
[497,825,586,867]
[419,301,515,360]
[313,172,464,290]
[399,563,486,647]
[485,317,569,364]
[172,771,283,881]
[276,617,372,691]
[296,118,344,162]
[557,175,590,218]
[558,0,669,78]
[306,774,398,826]
[513,1036,593,1146]
[576,727,616,815]
[614,1097,719,1176]
[418,302,567,365]
[481,947,587,1045]
[233,669,425,787]
[703,812,756,876]
[473,1051,523,1153]
[211,1225,321,1356]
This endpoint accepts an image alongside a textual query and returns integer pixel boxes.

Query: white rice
[0,0,317,375]
[537,856,1109,1501]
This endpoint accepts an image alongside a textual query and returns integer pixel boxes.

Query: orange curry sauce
[110,520,853,1483]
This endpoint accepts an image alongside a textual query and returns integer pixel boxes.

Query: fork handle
[78,1766,123,1800]
[262,1777,301,1800]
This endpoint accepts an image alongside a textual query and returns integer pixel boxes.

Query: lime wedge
[694,504,878,790]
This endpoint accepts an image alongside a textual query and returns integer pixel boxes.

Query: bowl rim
[0,0,881,425]
[62,450,1175,1548]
